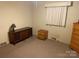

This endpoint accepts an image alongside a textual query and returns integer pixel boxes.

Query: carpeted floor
[0,36,79,58]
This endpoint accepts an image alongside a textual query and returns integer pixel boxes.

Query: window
[46,6,67,27]
[45,2,71,27]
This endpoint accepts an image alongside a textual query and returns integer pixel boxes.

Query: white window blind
[46,6,67,27]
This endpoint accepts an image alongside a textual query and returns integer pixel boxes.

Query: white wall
[32,1,79,44]
[0,1,79,45]
[0,1,33,44]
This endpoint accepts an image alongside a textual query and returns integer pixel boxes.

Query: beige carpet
[0,36,79,58]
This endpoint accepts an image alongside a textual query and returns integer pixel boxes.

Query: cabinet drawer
[71,43,79,53]
[71,39,79,46]
[74,24,79,30]
[71,35,79,41]
[27,29,32,35]
[38,33,47,35]
[73,30,79,36]
[37,35,48,39]
[71,37,79,46]
[20,31,29,40]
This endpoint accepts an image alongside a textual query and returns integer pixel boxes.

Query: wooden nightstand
[37,29,48,40]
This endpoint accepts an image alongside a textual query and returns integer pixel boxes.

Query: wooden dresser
[70,22,79,53]
[8,27,32,45]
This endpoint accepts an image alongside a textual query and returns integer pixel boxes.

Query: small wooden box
[37,30,48,40]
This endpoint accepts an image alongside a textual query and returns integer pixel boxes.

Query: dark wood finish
[70,22,79,53]
[8,27,32,45]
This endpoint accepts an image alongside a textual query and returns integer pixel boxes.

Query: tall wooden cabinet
[70,22,79,53]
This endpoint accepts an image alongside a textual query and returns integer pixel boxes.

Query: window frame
[46,6,68,27]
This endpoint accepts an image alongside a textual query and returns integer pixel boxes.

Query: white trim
[45,1,71,7]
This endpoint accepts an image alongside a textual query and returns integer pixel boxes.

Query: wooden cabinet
[70,22,79,53]
[8,27,32,45]
[37,30,48,40]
